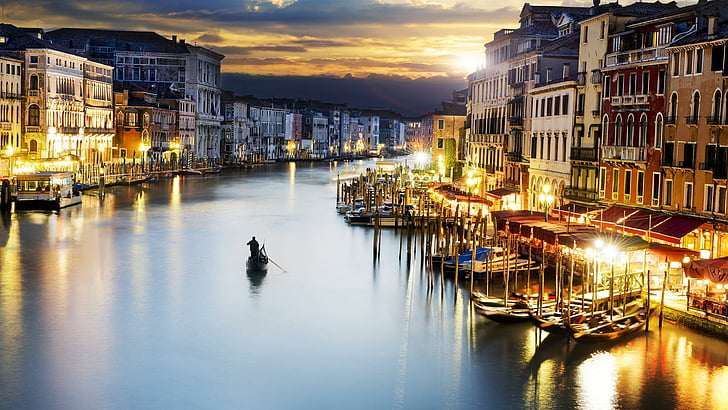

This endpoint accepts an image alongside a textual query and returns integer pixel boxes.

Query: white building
[186,45,224,164]
[528,80,576,211]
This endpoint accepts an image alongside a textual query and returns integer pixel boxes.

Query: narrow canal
[1,159,727,409]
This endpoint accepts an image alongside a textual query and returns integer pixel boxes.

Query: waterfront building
[528,78,577,213]
[302,112,329,159]
[358,111,381,154]
[565,3,678,214]
[114,90,176,171]
[0,53,22,156]
[466,28,510,195]
[221,94,249,165]
[285,112,303,159]
[248,103,287,161]
[405,116,430,153]
[0,24,114,169]
[430,107,467,181]
[160,96,196,168]
[46,29,224,165]
[663,1,728,257]
[598,8,673,212]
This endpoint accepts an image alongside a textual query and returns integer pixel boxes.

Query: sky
[7,0,699,116]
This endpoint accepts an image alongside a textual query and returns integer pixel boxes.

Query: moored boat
[565,299,649,343]
[14,172,82,210]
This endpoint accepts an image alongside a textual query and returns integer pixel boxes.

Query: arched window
[639,114,648,147]
[691,91,700,123]
[29,74,39,90]
[615,115,623,145]
[602,116,609,146]
[713,90,722,124]
[627,114,635,146]
[28,104,40,126]
[29,140,38,153]
[670,93,678,122]
[655,113,663,148]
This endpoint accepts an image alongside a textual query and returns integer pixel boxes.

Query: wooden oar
[267,256,287,272]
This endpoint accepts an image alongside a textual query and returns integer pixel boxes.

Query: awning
[684,257,728,284]
[647,242,699,263]
[591,205,639,227]
[485,187,520,200]
[649,215,707,245]
[553,203,601,219]
[590,206,706,245]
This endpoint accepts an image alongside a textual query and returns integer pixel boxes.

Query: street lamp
[538,184,554,222]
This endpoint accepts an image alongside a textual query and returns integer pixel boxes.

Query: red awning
[591,205,639,227]
[648,242,699,263]
[684,257,728,284]
[649,215,706,245]
[619,210,671,236]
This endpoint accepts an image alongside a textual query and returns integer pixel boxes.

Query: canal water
[1,159,727,410]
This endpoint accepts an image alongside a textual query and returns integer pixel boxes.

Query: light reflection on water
[0,159,726,409]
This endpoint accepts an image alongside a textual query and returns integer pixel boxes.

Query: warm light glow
[700,250,711,259]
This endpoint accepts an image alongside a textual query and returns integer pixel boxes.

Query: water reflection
[1,161,728,409]
[246,267,267,295]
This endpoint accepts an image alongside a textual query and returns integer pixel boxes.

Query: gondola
[246,245,269,272]
[474,299,532,323]
[564,299,649,343]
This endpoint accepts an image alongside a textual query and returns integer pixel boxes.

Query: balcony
[592,109,601,117]
[577,72,587,86]
[686,116,699,125]
[605,46,667,67]
[707,116,724,125]
[506,151,523,163]
[666,116,677,125]
[564,186,599,202]
[575,109,584,117]
[485,164,496,174]
[570,147,598,162]
[508,116,523,127]
[601,146,646,162]
[610,95,650,106]
[590,69,602,85]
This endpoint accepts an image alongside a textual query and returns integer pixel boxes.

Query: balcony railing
[575,109,584,117]
[592,109,601,117]
[590,69,602,85]
[601,146,646,162]
[506,151,523,163]
[610,95,650,106]
[570,147,598,162]
[564,186,599,201]
[707,116,724,125]
[666,116,677,125]
[509,116,523,126]
[686,116,699,125]
[605,46,668,67]
[577,72,587,86]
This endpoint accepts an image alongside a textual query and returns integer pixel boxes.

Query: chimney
[180,39,185,44]
[708,14,718,39]
[172,35,177,42]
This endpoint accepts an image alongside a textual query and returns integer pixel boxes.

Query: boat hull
[14,194,82,210]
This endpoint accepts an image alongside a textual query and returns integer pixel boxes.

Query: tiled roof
[45,28,189,54]
[0,23,75,54]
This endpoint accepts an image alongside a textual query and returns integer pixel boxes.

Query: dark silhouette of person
[247,236,260,258]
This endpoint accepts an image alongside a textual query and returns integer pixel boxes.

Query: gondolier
[247,236,260,258]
